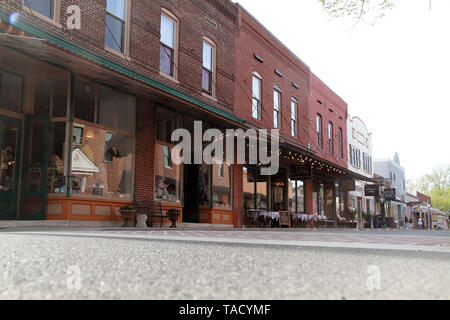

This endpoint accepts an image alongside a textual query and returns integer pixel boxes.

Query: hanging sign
[364,184,379,197]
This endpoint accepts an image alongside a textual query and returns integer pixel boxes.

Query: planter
[120,209,135,228]
[167,209,181,228]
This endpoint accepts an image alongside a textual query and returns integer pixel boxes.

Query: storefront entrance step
[0,220,123,229]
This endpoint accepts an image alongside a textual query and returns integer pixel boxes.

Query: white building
[347,116,374,227]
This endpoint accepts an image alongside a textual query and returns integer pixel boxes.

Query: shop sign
[364,184,379,197]
[383,188,396,201]
[290,165,311,180]
[340,180,355,191]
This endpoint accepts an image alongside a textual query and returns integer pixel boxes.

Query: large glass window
[0,71,23,113]
[24,0,54,19]
[74,79,95,123]
[338,127,343,159]
[252,74,262,120]
[202,40,215,95]
[155,107,182,203]
[47,122,67,194]
[243,166,268,211]
[71,127,133,198]
[0,118,19,192]
[160,12,177,77]
[212,160,232,209]
[72,80,135,199]
[289,179,305,214]
[34,77,68,117]
[273,89,281,129]
[105,0,127,53]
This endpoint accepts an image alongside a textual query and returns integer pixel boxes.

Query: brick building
[0,0,372,227]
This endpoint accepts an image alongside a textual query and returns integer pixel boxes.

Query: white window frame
[104,0,131,57]
[251,72,262,120]
[291,98,298,137]
[22,0,61,27]
[160,8,179,81]
[202,37,216,98]
[273,88,281,129]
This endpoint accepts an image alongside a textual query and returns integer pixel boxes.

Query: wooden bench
[134,200,166,228]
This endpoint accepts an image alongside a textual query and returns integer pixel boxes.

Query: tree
[407,164,450,213]
[319,0,395,24]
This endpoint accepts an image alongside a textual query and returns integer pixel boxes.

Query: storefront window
[47,122,67,194]
[289,179,305,214]
[0,70,23,113]
[155,107,182,203]
[326,186,334,219]
[34,77,68,117]
[212,160,232,209]
[199,163,210,207]
[71,80,135,199]
[74,79,95,123]
[243,166,268,211]
[71,126,133,198]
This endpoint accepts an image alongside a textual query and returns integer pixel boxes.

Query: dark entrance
[19,114,49,220]
[0,115,21,219]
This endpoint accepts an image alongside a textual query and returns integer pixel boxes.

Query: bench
[134,200,166,228]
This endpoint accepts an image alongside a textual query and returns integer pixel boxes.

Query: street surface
[0,228,449,299]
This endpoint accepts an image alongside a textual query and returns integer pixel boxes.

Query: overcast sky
[232,0,450,180]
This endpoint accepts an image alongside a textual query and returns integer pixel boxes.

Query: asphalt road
[1,231,449,300]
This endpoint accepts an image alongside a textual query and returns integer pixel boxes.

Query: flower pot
[120,210,135,228]
[167,209,180,228]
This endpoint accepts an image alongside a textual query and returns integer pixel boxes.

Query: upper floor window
[291,98,298,137]
[105,0,128,54]
[328,122,333,156]
[202,39,216,96]
[316,114,322,149]
[160,10,178,78]
[251,73,262,120]
[23,0,59,22]
[363,153,372,174]
[338,127,343,159]
[273,89,281,129]
[349,144,361,169]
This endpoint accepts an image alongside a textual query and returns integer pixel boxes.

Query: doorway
[19,115,49,220]
[0,115,22,220]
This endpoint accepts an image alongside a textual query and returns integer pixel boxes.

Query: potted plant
[119,205,136,228]
[363,211,373,229]
[348,207,357,222]
[167,209,181,228]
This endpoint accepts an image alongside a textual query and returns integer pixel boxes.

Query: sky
[232,0,450,180]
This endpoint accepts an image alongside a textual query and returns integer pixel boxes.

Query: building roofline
[235,3,310,71]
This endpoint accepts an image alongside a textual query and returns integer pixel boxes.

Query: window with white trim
[291,98,298,137]
[24,0,56,20]
[105,0,128,54]
[316,114,322,149]
[202,39,216,96]
[252,73,262,120]
[160,10,178,78]
[273,89,281,129]
[328,122,333,156]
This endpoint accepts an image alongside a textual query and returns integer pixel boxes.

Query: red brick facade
[234,5,310,147]
[309,72,348,167]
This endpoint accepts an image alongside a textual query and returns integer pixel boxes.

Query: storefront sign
[364,184,379,197]
[340,180,355,191]
[383,188,396,201]
[290,165,311,180]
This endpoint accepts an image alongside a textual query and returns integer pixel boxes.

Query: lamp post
[380,196,386,229]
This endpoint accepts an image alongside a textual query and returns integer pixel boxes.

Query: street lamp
[379,196,386,229]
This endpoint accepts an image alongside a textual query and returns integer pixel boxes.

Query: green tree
[407,164,450,213]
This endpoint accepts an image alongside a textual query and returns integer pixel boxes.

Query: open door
[0,116,22,220]
[19,114,49,220]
